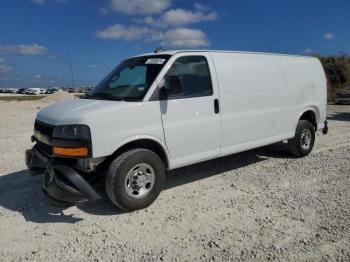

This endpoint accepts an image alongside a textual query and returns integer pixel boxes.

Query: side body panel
[211,52,326,157]
[280,56,327,130]
[211,52,294,156]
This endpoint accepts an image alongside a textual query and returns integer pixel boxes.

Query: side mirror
[162,75,183,96]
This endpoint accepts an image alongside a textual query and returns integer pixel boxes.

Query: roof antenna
[154,47,164,53]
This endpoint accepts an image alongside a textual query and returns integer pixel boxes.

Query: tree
[318,53,350,89]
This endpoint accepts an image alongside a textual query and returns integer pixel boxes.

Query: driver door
[159,54,221,168]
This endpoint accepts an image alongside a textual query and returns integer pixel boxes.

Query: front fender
[112,135,171,168]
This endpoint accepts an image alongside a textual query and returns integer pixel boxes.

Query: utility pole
[68,52,76,92]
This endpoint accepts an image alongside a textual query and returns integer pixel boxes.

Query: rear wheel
[288,120,315,157]
[105,148,165,211]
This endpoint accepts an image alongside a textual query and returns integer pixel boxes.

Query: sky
[0,0,349,88]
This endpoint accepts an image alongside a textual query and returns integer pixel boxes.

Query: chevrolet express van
[25,50,328,211]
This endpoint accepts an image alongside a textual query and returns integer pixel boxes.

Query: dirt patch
[38,91,75,105]
[0,95,46,101]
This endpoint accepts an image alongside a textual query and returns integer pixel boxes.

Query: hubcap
[124,163,155,199]
[301,129,312,150]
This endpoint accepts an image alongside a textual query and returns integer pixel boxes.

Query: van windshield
[86,55,170,101]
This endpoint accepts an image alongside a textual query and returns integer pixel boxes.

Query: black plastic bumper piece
[25,147,101,205]
[42,165,100,205]
[322,120,328,135]
[25,147,48,176]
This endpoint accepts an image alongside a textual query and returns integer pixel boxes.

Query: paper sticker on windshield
[145,58,166,65]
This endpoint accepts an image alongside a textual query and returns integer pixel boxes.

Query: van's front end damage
[25,147,100,204]
[25,119,102,205]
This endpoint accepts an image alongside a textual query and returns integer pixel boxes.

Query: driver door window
[165,56,213,99]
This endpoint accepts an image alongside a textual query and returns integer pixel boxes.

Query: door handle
[214,99,220,114]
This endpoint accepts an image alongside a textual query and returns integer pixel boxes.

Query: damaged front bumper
[25,146,100,205]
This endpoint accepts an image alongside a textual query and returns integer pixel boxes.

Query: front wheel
[288,120,315,157]
[105,148,165,211]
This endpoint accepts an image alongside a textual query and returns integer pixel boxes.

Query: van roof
[136,50,314,59]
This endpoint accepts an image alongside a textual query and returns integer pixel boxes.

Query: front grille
[37,141,53,156]
[34,120,54,137]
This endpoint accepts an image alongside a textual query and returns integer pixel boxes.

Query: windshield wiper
[84,93,142,102]
[85,93,122,101]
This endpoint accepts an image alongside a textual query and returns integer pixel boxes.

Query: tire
[105,148,166,211]
[288,120,315,157]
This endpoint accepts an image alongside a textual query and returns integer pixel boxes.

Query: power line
[68,52,75,90]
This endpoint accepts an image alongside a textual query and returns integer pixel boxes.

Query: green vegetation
[317,53,350,101]
[0,95,46,101]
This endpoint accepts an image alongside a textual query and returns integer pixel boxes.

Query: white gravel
[0,101,349,261]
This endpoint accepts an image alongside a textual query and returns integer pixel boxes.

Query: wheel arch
[298,107,319,129]
[108,136,170,170]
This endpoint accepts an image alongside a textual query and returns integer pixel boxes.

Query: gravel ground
[0,101,349,262]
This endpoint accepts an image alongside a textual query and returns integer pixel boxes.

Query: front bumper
[25,146,100,205]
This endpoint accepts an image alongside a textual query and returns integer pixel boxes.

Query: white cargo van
[25,50,328,210]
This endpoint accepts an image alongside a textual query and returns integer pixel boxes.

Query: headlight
[52,125,91,140]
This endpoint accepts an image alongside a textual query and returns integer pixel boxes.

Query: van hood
[36,98,132,125]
